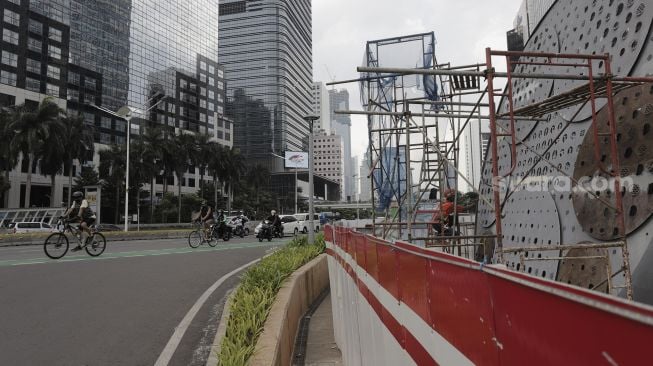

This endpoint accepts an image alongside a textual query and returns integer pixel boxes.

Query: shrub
[218,233,325,365]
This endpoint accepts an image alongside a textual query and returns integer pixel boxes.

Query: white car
[294,213,320,233]
[10,222,54,234]
[254,215,303,236]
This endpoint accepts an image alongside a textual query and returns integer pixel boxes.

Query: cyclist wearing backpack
[63,191,96,251]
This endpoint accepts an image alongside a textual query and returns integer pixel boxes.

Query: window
[225,132,230,141]
[46,83,59,97]
[217,131,223,139]
[100,132,110,144]
[26,58,40,73]
[208,90,214,99]
[3,9,19,26]
[25,77,40,92]
[1,50,17,67]
[0,70,16,86]
[84,93,94,103]
[200,100,206,109]
[199,74,206,83]
[208,77,214,86]
[28,37,41,52]
[208,102,214,111]
[199,113,206,122]
[3,28,19,45]
[115,120,126,132]
[217,106,223,114]
[199,61,206,70]
[180,79,187,88]
[167,103,174,113]
[115,136,125,145]
[49,27,62,42]
[48,45,61,59]
[84,112,95,125]
[47,64,60,79]
[68,72,79,85]
[200,87,206,96]
[217,81,224,90]
[67,89,79,101]
[209,65,214,73]
[28,19,42,35]
[217,69,224,78]
[101,117,111,129]
[85,77,96,89]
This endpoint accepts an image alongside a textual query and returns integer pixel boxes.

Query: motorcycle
[272,224,284,238]
[257,220,273,242]
[214,221,232,241]
[230,216,248,238]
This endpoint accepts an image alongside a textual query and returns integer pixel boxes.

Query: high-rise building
[313,131,343,192]
[219,0,313,172]
[0,0,226,208]
[359,149,371,202]
[328,88,353,201]
[312,82,331,134]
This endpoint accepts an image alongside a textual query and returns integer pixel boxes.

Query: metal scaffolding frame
[330,44,653,299]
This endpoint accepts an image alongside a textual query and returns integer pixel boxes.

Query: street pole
[294,167,298,214]
[124,116,131,232]
[304,115,319,245]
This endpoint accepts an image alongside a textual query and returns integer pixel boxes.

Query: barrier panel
[325,225,653,366]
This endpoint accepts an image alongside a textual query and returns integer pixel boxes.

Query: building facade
[0,0,228,208]
[219,0,313,172]
[312,81,331,134]
[359,149,371,202]
[312,131,343,194]
[513,0,556,40]
[328,88,353,201]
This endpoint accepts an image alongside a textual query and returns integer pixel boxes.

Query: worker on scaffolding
[432,189,467,236]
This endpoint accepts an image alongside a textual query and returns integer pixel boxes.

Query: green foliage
[218,234,325,366]
[73,166,100,192]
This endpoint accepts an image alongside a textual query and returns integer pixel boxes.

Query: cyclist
[200,201,214,239]
[63,191,96,251]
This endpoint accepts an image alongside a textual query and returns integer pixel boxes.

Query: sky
[312,0,523,163]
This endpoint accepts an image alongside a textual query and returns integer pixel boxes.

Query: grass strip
[218,234,325,365]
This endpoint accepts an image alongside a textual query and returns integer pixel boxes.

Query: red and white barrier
[325,225,653,365]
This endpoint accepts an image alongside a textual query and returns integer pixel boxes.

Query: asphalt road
[0,235,288,366]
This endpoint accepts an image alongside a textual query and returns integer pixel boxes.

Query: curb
[249,254,329,366]
[205,287,236,366]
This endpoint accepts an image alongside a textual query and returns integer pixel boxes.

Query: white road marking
[153,257,263,366]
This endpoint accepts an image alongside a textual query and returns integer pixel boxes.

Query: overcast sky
[313,0,523,161]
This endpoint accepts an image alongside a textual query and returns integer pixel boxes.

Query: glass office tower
[219,0,313,171]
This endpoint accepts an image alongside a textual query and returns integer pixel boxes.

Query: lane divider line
[153,256,264,366]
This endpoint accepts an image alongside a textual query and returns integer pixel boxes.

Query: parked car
[254,214,303,236]
[97,224,122,231]
[295,213,320,233]
[10,222,54,234]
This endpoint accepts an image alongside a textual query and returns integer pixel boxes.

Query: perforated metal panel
[476,0,653,301]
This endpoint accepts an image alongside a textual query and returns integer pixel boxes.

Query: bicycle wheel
[207,236,218,247]
[85,233,107,257]
[44,233,69,259]
[188,230,202,248]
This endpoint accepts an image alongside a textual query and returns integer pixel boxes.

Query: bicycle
[188,220,222,248]
[43,218,107,259]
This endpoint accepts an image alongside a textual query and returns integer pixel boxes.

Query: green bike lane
[0,236,289,366]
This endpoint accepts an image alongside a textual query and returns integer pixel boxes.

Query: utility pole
[303,115,319,245]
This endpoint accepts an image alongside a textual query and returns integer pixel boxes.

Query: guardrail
[324,225,653,365]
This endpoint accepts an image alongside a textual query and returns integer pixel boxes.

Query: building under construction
[331,1,653,305]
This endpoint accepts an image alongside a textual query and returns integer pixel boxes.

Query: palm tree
[9,98,63,208]
[38,118,66,206]
[223,147,246,213]
[247,164,270,212]
[0,108,18,206]
[99,144,126,224]
[141,126,164,222]
[207,143,227,209]
[167,131,195,223]
[61,113,95,206]
[193,133,213,200]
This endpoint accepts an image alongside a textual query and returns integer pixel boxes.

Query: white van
[294,213,320,233]
[11,222,54,234]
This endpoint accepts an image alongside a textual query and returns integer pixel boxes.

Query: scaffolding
[330,38,653,299]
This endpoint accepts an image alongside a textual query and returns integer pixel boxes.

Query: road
[0,235,288,366]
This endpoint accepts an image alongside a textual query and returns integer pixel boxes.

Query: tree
[207,143,227,209]
[167,132,195,223]
[141,126,164,223]
[99,144,126,224]
[247,164,270,212]
[61,113,95,206]
[193,133,213,201]
[38,117,66,206]
[73,166,100,192]
[222,147,245,213]
[9,98,63,207]
[0,107,18,205]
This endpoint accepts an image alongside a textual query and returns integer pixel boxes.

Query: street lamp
[353,173,360,222]
[270,152,299,214]
[303,115,319,245]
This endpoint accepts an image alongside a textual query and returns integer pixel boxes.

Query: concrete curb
[205,287,236,366]
[248,254,329,366]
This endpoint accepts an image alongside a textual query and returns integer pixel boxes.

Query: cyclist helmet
[201,200,207,207]
[271,210,276,215]
[72,191,84,201]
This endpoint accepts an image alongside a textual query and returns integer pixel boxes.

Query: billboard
[285,151,308,169]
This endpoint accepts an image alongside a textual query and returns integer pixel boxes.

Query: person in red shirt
[432,189,466,235]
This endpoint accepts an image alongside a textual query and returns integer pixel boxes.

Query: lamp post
[353,173,360,223]
[303,115,319,245]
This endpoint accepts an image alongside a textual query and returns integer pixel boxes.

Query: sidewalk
[304,292,343,366]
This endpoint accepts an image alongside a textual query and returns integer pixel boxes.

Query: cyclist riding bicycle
[199,201,214,239]
[62,191,96,251]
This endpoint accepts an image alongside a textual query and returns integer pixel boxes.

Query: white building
[312,82,331,134]
[313,131,343,196]
[359,149,372,202]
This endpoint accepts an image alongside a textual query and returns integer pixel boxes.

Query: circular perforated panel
[556,245,610,293]
[572,83,653,240]
[499,189,562,279]
[477,138,513,228]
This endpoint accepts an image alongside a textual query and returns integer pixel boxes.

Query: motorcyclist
[216,209,227,236]
[266,210,282,237]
